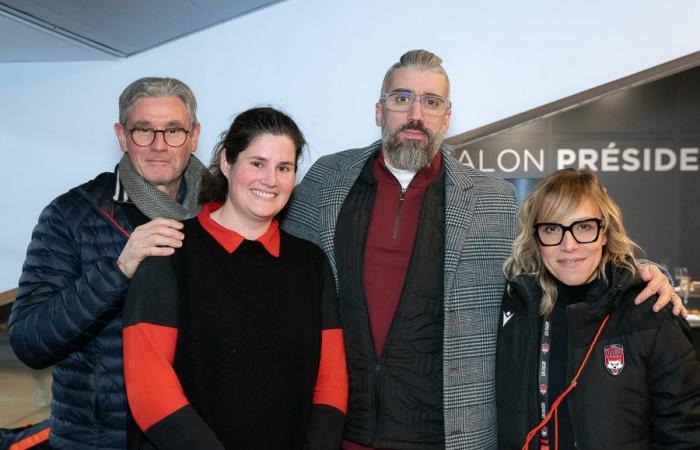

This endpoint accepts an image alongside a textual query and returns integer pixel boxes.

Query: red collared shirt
[197,202,280,257]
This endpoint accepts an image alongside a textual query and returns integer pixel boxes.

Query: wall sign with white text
[448,67,700,276]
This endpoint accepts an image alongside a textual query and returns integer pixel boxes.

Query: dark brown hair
[198,107,306,204]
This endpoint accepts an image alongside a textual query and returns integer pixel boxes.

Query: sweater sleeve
[9,199,130,369]
[305,258,348,450]
[123,256,224,450]
[647,314,700,447]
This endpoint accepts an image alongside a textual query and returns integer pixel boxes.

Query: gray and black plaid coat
[282,141,518,449]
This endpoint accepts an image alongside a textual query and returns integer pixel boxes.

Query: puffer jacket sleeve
[647,313,700,447]
[9,198,129,369]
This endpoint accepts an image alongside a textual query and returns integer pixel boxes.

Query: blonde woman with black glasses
[497,169,700,450]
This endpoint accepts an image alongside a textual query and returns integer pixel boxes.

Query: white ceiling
[0,0,283,62]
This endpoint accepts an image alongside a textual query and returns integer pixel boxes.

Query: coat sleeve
[123,255,225,450]
[9,199,130,369]
[636,259,674,285]
[305,258,347,450]
[647,314,700,447]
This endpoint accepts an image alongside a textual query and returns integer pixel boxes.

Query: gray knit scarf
[118,153,207,220]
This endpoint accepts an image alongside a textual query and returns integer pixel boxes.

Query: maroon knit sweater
[344,151,443,450]
[363,152,443,357]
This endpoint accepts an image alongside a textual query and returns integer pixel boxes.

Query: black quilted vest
[335,158,446,449]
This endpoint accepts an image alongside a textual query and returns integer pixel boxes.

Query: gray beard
[381,123,444,172]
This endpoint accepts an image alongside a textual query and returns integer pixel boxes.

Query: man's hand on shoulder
[635,264,688,317]
[117,218,184,278]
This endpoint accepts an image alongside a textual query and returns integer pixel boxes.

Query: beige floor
[0,365,51,428]
[0,330,51,428]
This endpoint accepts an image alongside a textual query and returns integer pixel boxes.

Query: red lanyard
[521,314,610,450]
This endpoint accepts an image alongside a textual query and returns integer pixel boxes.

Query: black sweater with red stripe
[123,215,347,450]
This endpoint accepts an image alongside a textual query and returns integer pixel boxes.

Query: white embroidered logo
[503,310,514,327]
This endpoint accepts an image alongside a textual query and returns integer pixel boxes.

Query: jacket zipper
[527,318,539,450]
[371,359,384,444]
[518,287,540,450]
[371,185,403,442]
[370,185,432,444]
[565,309,578,449]
[392,188,407,240]
[357,185,384,444]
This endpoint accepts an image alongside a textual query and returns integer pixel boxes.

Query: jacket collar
[71,167,141,237]
[442,148,474,192]
[507,265,641,321]
[338,140,382,173]
[506,275,543,317]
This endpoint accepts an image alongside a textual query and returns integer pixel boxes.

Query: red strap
[95,204,131,238]
[521,314,610,450]
[9,427,50,450]
[312,328,348,414]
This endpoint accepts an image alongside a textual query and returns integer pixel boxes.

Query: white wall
[2,0,700,291]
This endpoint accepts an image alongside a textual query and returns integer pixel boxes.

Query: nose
[407,98,425,121]
[261,166,278,187]
[151,130,168,152]
[560,230,579,251]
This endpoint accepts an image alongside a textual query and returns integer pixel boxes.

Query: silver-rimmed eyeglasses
[534,218,604,246]
[129,127,190,147]
[381,91,451,116]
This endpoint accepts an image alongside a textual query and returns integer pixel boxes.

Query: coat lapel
[442,153,476,298]
[317,141,381,271]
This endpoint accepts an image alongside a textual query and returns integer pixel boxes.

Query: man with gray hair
[9,77,206,449]
[282,49,677,449]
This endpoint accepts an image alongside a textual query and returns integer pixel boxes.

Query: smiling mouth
[557,258,586,267]
[251,189,277,199]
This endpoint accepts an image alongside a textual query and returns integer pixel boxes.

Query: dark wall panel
[449,68,700,277]
[552,79,676,134]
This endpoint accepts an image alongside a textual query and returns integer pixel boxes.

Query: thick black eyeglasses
[129,127,190,147]
[534,218,604,246]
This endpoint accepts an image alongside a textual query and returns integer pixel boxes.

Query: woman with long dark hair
[122,107,347,449]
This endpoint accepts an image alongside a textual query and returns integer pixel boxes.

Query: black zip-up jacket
[334,157,446,448]
[497,266,700,449]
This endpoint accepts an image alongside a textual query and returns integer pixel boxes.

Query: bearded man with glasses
[9,77,206,449]
[282,49,681,450]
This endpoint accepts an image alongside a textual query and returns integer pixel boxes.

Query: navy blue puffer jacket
[9,170,144,450]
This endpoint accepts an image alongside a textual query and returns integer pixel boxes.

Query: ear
[189,122,201,152]
[375,101,383,128]
[602,231,608,246]
[219,149,230,180]
[441,107,452,134]
[114,123,128,152]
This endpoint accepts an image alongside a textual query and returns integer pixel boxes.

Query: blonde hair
[503,169,642,316]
